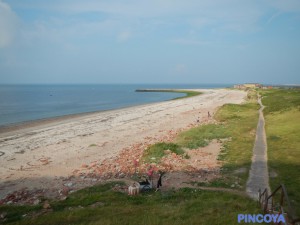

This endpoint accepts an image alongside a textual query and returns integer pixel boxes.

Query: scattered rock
[43,201,51,209]
[164,149,172,154]
[33,199,40,205]
[0,212,7,219]
[60,196,67,201]
[269,171,278,178]
[90,202,105,208]
[64,182,73,187]
[61,187,70,196]
[119,173,125,178]
[233,167,247,174]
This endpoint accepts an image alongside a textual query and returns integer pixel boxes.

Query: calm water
[0,84,232,126]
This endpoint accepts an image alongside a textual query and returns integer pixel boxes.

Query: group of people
[128,169,165,195]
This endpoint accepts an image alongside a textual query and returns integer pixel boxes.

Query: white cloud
[9,0,288,47]
[0,0,18,48]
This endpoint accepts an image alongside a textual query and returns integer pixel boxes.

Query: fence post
[264,189,269,213]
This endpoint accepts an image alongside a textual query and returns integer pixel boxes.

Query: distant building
[234,83,262,90]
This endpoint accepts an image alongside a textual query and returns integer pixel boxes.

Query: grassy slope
[144,90,259,189]
[214,100,259,188]
[176,89,259,189]
[1,182,262,225]
[260,89,300,216]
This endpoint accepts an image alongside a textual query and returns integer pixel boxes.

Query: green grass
[210,101,259,189]
[136,89,202,100]
[181,89,259,189]
[142,142,185,164]
[177,124,229,149]
[1,182,263,225]
[172,90,202,99]
[141,90,260,189]
[89,144,97,147]
[260,89,300,115]
[260,89,300,216]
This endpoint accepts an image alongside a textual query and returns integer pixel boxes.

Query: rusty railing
[259,184,300,225]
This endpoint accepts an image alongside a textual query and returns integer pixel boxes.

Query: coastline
[0,89,194,137]
[0,88,246,200]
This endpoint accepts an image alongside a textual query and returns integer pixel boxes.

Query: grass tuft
[176,124,229,149]
[142,142,184,164]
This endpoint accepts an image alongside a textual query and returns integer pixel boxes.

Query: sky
[0,0,300,85]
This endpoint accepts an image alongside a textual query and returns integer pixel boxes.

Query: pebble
[64,182,73,187]
[0,212,7,219]
[60,196,67,201]
[43,201,51,209]
[33,199,40,205]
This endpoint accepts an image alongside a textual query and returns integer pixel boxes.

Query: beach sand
[0,89,246,202]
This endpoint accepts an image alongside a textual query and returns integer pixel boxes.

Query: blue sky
[0,0,300,84]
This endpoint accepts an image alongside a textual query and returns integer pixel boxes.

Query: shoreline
[0,88,246,201]
[0,89,197,137]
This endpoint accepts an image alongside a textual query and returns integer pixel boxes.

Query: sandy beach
[0,89,246,202]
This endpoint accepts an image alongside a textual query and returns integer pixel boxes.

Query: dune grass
[176,124,229,149]
[259,89,300,216]
[0,182,263,225]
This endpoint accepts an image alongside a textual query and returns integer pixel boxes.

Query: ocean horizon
[0,84,233,127]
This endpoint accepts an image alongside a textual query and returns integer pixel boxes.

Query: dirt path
[246,97,270,199]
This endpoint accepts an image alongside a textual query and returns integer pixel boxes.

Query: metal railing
[259,184,300,225]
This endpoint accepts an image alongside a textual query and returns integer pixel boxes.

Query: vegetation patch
[142,142,184,164]
[88,144,97,147]
[141,90,259,189]
[187,90,260,189]
[260,89,300,115]
[176,124,229,149]
[260,89,300,215]
[1,182,262,225]
[136,89,202,100]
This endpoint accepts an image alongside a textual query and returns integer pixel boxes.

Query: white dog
[128,182,140,195]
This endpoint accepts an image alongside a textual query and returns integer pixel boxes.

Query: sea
[0,84,232,127]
